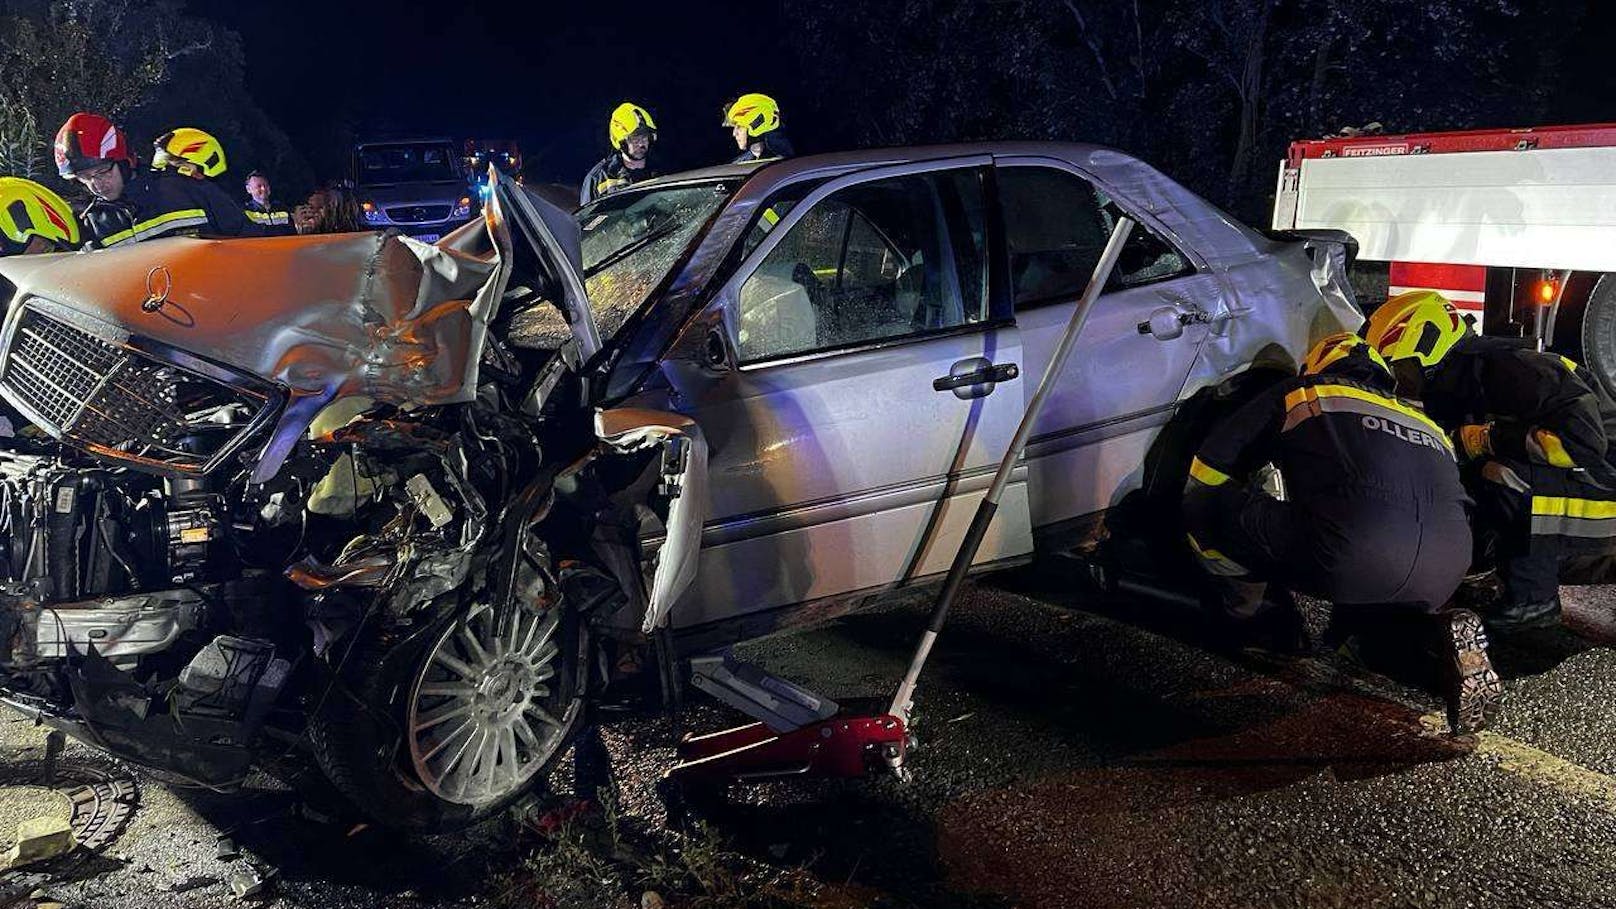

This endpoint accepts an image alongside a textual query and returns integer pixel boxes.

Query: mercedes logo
[141,265,172,313]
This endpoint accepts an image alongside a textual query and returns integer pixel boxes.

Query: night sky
[207,0,797,185]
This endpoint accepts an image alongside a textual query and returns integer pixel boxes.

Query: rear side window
[998,166,1192,307]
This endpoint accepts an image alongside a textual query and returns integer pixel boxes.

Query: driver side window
[736,169,988,363]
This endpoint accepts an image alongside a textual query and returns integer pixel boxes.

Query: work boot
[1483,597,1561,634]
[1436,609,1503,735]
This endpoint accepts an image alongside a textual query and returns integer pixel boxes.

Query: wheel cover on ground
[406,605,575,807]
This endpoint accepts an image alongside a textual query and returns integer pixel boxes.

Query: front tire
[309,587,589,831]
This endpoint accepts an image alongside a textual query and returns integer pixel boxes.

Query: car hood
[0,170,594,481]
[362,182,467,206]
[0,231,506,407]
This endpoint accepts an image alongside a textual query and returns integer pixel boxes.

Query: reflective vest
[245,199,294,235]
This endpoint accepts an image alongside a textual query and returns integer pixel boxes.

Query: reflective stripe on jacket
[79,171,262,248]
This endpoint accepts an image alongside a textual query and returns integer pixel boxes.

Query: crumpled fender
[593,407,708,633]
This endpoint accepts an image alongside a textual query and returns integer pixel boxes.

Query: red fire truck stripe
[1287,122,1616,167]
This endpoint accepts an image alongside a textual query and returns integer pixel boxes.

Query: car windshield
[358,144,459,185]
[577,181,733,341]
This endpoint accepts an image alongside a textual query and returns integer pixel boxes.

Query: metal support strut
[667,218,1136,786]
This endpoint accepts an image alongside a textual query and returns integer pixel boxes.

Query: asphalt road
[6,563,1616,908]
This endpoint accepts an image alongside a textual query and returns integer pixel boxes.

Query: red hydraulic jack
[666,217,1137,788]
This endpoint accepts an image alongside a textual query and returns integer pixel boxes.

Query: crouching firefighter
[54,112,262,248]
[1366,290,1616,644]
[1183,333,1499,732]
[0,177,79,439]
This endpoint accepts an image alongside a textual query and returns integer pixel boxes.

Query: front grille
[1,305,272,474]
[385,204,451,224]
[6,312,123,430]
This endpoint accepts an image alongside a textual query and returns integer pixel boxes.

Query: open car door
[487,169,707,634]
[485,169,602,360]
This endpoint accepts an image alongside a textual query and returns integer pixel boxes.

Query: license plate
[415,233,440,243]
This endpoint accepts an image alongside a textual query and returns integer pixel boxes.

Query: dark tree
[785,0,1581,221]
[0,0,310,194]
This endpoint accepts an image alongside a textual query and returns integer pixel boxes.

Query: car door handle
[933,361,1019,392]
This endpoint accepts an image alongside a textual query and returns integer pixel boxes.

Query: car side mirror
[1138,306,1184,341]
[704,328,732,371]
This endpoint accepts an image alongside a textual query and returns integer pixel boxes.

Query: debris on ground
[496,790,825,909]
[520,798,595,836]
[215,835,241,861]
[227,864,272,900]
[3,815,74,868]
[40,731,64,786]
[170,874,221,893]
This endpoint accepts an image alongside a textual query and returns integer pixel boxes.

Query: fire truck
[1271,123,1616,397]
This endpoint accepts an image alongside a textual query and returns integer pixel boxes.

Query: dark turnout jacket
[79,171,262,249]
[580,154,656,207]
[1422,334,1616,545]
[244,197,294,235]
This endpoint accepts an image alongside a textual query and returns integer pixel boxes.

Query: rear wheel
[1579,273,1616,400]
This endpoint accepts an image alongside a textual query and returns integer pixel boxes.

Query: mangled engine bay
[0,177,703,826]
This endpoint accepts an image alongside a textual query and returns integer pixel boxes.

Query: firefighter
[0,176,79,441]
[151,127,228,181]
[1365,290,1616,643]
[53,112,260,248]
[580,102,659,206]
[0,177,80,255]
[244,170,293,235]
[1183,332,1496,731]
[722,93,793,164]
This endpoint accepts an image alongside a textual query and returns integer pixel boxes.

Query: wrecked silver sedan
[0,143,1358,829]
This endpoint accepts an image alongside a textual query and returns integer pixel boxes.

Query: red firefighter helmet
[54,112,133,179]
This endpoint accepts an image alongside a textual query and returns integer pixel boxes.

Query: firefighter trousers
[1470,459,1616,608]
[1187,482,1472,618]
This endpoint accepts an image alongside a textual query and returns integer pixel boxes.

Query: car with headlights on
[353,137,475,241]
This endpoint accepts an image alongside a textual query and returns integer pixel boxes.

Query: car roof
[632,142,1257,264]
[637,141,1115,193]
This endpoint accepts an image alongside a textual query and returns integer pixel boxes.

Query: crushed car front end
[0,175,710,828]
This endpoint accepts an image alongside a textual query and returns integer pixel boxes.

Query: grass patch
[492,789,832,909]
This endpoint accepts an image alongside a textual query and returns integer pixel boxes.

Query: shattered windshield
[577,182,732,340]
